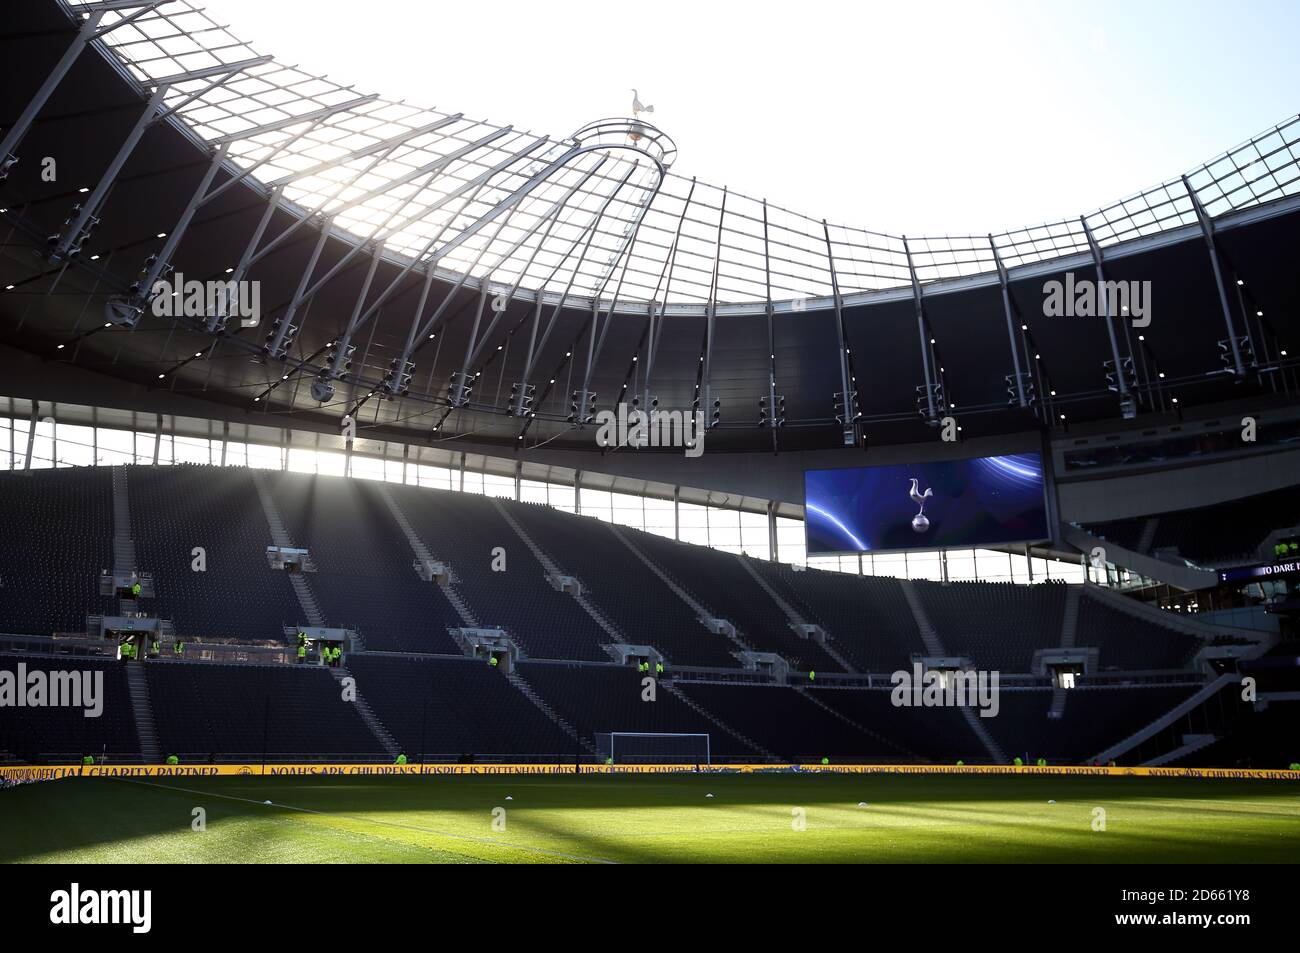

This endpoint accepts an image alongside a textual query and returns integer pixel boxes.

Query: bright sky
[205,0,1300,236]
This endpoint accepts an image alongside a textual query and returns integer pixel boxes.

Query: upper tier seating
[507,503,741,667]
[1075,595,1200,671]
[750,561,927,672]
[1,465,1212,680]
[911,579,1068,672]
[145,660,384,760]
[629,531,847,672]
[0,652,138,762]
[263,473,463,653]
[377,487,611,661]
[0,468,114,635]
[129,466,302,642]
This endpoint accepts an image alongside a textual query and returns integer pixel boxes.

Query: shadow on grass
[0,772,1296,863]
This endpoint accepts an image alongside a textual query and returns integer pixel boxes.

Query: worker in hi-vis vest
[131,581,142,598]
[296,641,306,664]
[173,640,184,657]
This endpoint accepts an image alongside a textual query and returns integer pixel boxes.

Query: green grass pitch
[3,773,1298,863]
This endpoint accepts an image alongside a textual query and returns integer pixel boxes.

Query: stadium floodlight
[596,732,711,766]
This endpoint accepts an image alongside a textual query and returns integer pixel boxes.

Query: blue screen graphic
[804,453,1050,554]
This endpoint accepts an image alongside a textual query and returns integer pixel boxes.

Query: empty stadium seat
[129,466,302,642]
[345,654,576,761]
[0,469,114,636]
[145,660,385,761]
[0,652,138,762]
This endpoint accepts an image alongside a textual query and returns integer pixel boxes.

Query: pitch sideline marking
[120,779,619,864]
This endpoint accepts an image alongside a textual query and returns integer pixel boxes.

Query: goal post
[595,732,711,765]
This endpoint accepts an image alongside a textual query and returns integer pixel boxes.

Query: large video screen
[804,453,1049,555]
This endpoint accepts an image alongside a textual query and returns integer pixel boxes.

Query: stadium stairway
[897,580,947,658]
[505,670,596,756]
[375,483,477,627]
[959,707,1007,764]
[1092,672,1236,763]
[491,498,627,648]
[251,470,324,629]
[1142,733,1219,767]
[1048,687,1068,721]
[111,466,137,573]
[660,681,778,760]
[737,556,856,673]
[1136,517,1160,555]
[1047,587,1082,720]
[1081,582,1264,646]
[607,523,751,658]
[897,580,1007,763]
[1060,586,1081,650]
[330,667,400,760]
[1062,523,1218,591]
[124,664,161,763]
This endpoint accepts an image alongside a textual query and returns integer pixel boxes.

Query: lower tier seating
[145,661,385,761]
[345,655,576,761]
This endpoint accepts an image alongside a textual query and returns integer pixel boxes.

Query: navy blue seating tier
[1075,596,1200,671]
[0,653,138,762]
[0,468,114,636]
[145,661,385,760]
[984,685,1200,763]
[752,561,927,672]
[129,466,302,642]
[346,654,576,760]
[808,687,978,762]
[674,681,897,761]
[387,488,613,661]
[265,473,463,653]
[508,503,740,667]
[911,579,1068,672]
[630,530,847,672]
[517,662,759,758]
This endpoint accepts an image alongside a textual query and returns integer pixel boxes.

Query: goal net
[595,732,711,765]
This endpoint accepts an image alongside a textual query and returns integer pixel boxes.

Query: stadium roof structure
[1,0,1298,454]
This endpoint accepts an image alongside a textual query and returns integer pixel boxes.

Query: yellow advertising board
[2,762,1297,783]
